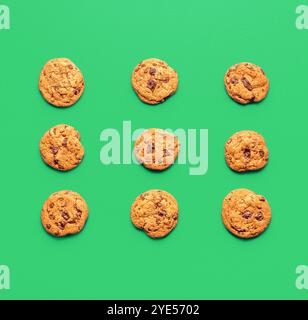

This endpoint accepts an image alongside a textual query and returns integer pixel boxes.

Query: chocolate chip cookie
[130,189,179,238]
[222,188,271,239]
[134,128,180,171]
[224,62,269,104]
[131,58,178,104]
[41,190,89,237]
[40,124,84,171]
[225,130,269,172]
[39,58,85,107]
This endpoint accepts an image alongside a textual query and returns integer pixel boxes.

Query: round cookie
[225,130,269,172]
[222,188,271,239]
[134,128,180,171]
[41,190,89,237]
[130,189,179,238]
[39,58,85,107]
[224,62,269,104]
[40,124,84,171]
[131,58,178,105]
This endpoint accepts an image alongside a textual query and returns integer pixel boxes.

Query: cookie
[222,188,271,239]
[134,128,180,171]
[41,190,88,237]
[40,124,84,171]
[131,58,178,104]
[224,62,269,104]
[130,189,179,238]
[225,130,269,172]
[39,58,85,107]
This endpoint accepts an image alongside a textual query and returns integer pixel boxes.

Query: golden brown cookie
[39,58,85,107]
[225,130,269,172]
[41,190,89,237]
[40,124,84,171]
[224,62,269,104]
[131,58,178,104]
[222,188,271,239]
[130,189,179,238]
[134,128,180,171]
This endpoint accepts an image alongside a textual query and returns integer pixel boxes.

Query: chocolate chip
[149,67,156,75]
[62,138,68,147]
[75,208,82,218]
[61,212,70,220]
[74,88,80,95]
[242,211,252,219]
[57,198,66,207]
[68,65,73,69]
[57,221,66,230]
[158,211,166,217]
[232,226,245,232]
[147,79,156,91]
[49,214,55,220]
[259,197,266,202]
[241,77,253,91]
[259,150,265,157]
[49,203,54,209]
[51,147,58,154]
[255,212,264,221]
[231,77,238,85]
[46,224,51,229]
[243,148,251,158]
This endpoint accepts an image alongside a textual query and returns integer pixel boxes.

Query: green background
[0,0,307,300]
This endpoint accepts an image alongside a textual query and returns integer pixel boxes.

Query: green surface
[0,0,307,300]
